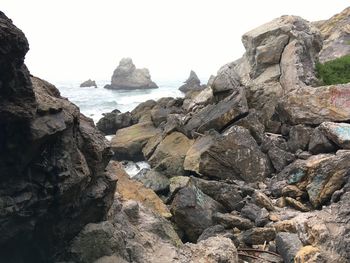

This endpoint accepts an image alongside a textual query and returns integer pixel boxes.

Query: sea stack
[179,70,205,93]
[105,58,158,90]
[80,79,97,88]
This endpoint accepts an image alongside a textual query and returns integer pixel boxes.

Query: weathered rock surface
[179,70,205,93]
[96,111,134,135]
[319,122,350,149]
[80,79,97,88]
[110,121,160,161]
[276,232,303,263]
[105,58,158,90]
[308,126,337,154]
[0,12,116,262]
[184,126,271,182]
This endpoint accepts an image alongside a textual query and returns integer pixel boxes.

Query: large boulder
[277,84,350,125]
[110,121,160,161]
[319,122,350,149]
[105,58,158,90]
[178,70,205,93]
[96,111,134,135]
[0,12,116,262]
[184,126,271,182]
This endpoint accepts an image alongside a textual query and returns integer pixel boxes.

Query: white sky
[1,0,349,82]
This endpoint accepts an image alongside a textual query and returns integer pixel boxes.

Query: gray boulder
[179,70,205,93]
[319,122,350,149]
[276,232,303,263]
[96,111,134,135]
[80,79,97,88]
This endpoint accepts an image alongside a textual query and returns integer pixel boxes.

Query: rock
[317,7,350,63]
[308,126,337,154]
[319,122,350,149]
[131,99,157,123]
[211,62,241,94]
[285,197,310,212]
[272,220,297,233]
[0,12,116,262]
[189,177,243,211]
[277,84,350,125]
[253,191,275,211]
[184,87,249,135]
[133,169,170,194]
[110,121,160,161]
[242,227,276,245]
[255,208,270,227]
[178,236,238,263]
[241,203,269,226]
[150,98,184,127]
[282,185,305,199]
[235,110,265,144]
[184,126,271,182]
[168,176,190,201]
[148,132,193,177]
[197,225,226,242]
[287,125,313,153]
[106,58,158,90]
[80,79,97,88]
[179,70,205,93]
[213,212,254,230]
[107,161,171,218]
[268,145,296,172]
[96,111,134,135]
[276,232,303,263]
[170,185,225,242]
[182,86,214,112]
[294,246,323,263]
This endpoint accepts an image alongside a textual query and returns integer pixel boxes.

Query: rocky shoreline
[1,7,350,263]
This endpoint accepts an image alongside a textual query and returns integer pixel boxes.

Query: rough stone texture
[150,98,184,127]
[308,126,337,154]
[184,126,271,182]
[277,84,350,125]
[106,58,158,90]
[170,185,225,242]
[235,110,265,144]
[80,79,97,88]
[182,87,214,112]
[184,88,249,136]
[179,70,205,93]
[213,212,254,230]
[110,121,160,161]
[276,232,303,263]
[133,169,170,194]
[96,111,134,135]
[268,145,296,172]
[317,7,350,63]
[319,122,350,149]
[130,99,157,123]
[0,12,116,262]
[242,227,276,245]
[287,125,313,153]
[211,61,241,94]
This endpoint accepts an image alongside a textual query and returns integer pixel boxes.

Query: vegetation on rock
[316,55,350,85]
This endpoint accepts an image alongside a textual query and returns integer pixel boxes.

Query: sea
[56,80,184,124]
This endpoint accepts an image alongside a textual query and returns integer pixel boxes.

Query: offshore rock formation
[0,11,116,262]
[80,79,97,88]
[178,70,205,93]
[104,58,158,90]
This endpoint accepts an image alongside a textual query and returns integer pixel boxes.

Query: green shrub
[316,55,350,85]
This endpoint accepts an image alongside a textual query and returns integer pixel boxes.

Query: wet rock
[110,121,160,161]
[80,79,97,88]
[106,58,158,90]
[213,212,254,230]
[288,125,313,153]
[242,227,276,245]
[308,126,337,154]
[170,185,225,242]
[184,87,249,135]
[277,84,350,125]
[96,111,134,135]
[184,126,271,182]
[319,122,350,149]
[276,232,303,263]
[179,70,205,93]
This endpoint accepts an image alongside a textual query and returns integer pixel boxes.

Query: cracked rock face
[0,11,116,262]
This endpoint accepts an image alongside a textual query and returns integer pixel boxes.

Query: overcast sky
[1,0,349,82]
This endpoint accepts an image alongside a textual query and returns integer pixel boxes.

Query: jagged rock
[285,197,310,212]
[184,87,249,136]
[189,177,243,211]
[96,111,134,135]
[184,126,271,182]
[241,227,276,245]
[276,232,303,263]
[182,86,214,112]
[287,125,313,153]
[148,132,193,177]
[282,185,305,199]
[105,58,158,90]
[197,225,227,242]
[150,98,184,127]
[170,185,225,242]
[308,126,337,154]
[253,191,275,211]
[168,176,190,201]
[235,110,265,144]
[80,79,97,88]
[277,84,350,125]
[317,7,350,63]
[211,62,241,94]
[131,99,157,123]
[241,202,269,226]
[110,121,160,161]
[133,169,170,194]
[0,12,116,262]
[179,70,205,93]
[268,145,296,172]
[213,212,254,230]
[319,122,350,149]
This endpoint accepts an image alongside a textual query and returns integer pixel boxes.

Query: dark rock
[106,58,158,90]
[184,126,272,182]
[235,110,265,144]
[261,133,289,153]
[242,227,276,245]
[179,70,205,93]
[80,79,97,88]
[268,145,295,172]
[197,225,226,242]
[241,203,262,222]
[211,62,241,94]
[308,126,337,154]
[131,99,157,123]
[170,185,225,242]
[213,212,254,230]
[276,232,303,263]
[96,111,134,135]
[255,208,270,227]
[287,125,313,153]
[184,87,249,135]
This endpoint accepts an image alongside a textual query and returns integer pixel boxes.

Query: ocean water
[55,80,184,123]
